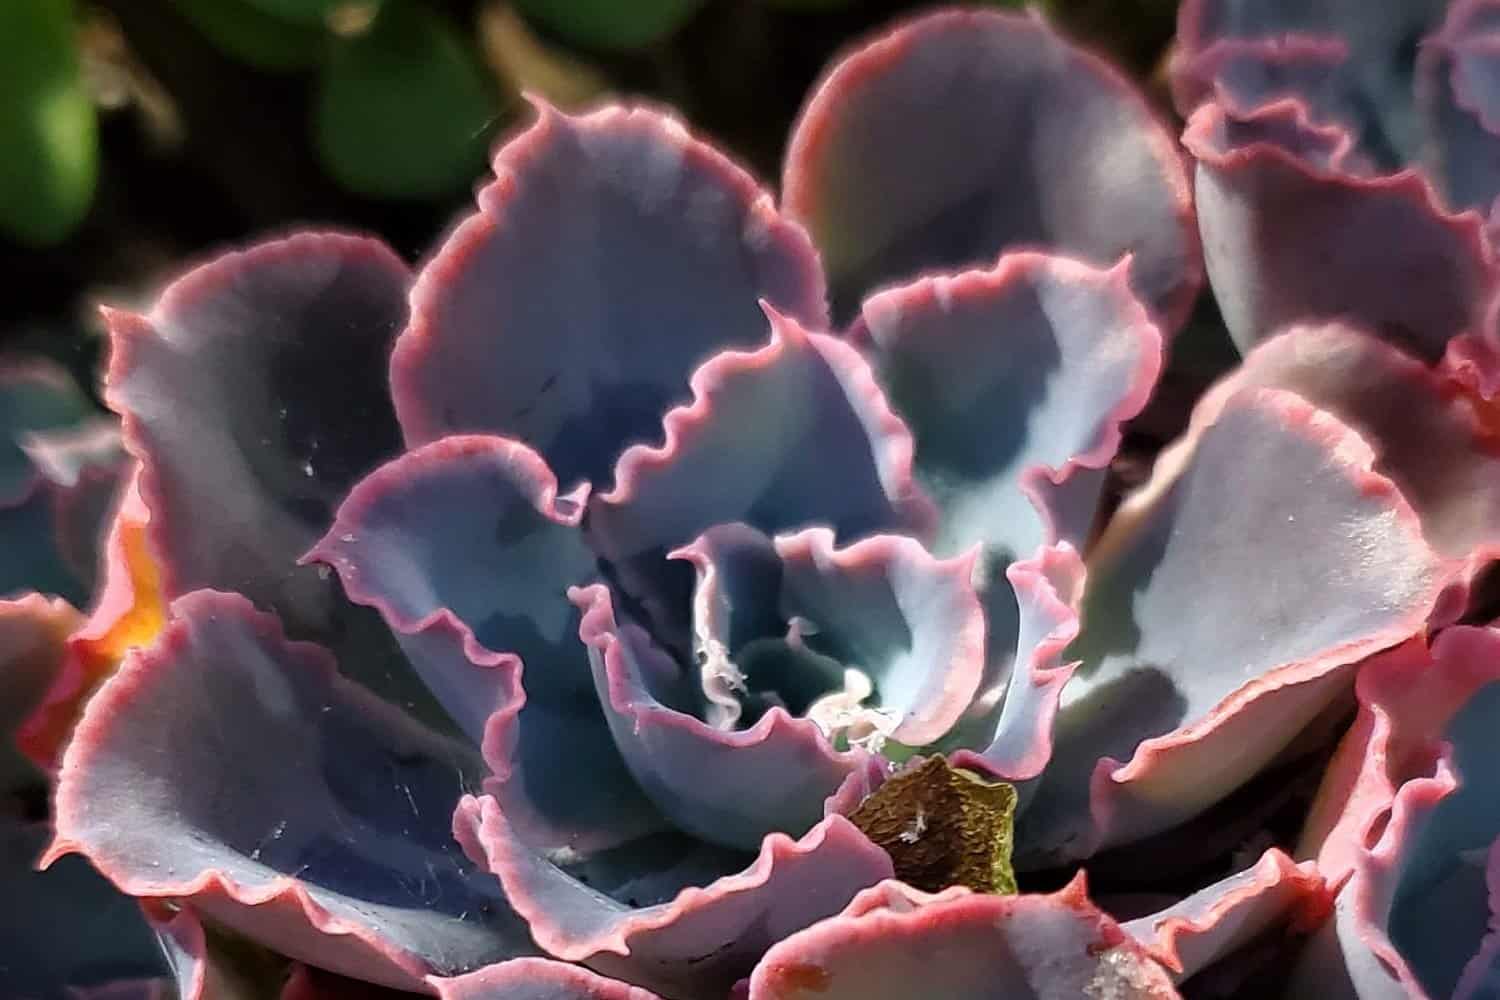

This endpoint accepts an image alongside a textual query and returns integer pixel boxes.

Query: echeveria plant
[11,3,1500,997]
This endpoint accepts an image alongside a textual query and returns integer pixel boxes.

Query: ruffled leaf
[432,957,663,999]
[855,253,1162,564]
[948,542,1084,788]
[391,100,826,490]
[1122,848,1330,983]
[746,876,1181,999]
[0,359,122,604]
[783,8,1200,328]
[0,593,77,795]
[1185,100,1497,358]
[1016,387,1447,866]
[1417,0,1500,215]
[1293,627,1500,1000]
[1175,0,1447,165]
[454,795,892,999]
[18,473,163,771]
[310,433,665,853]
[1187,323,1500,567]
[103,233,409,633]
[46,590,533,990]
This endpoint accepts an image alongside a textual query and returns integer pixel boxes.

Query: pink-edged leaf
[1185,99,1497,358]
[0,359,124,605]
[1184,323,1500,572]
[1175,0,1447,164]
[1417,0,1500,215]
[1016,387,1448,866]
[2,818,166,994]
[45,590,534,991]
[390,100,826,491]
[0,356,95,503]
[17,471,163,773]
[102,233,409,632]
[783,8,1200,330]
[1171,34,1352,123]
[1293,627,1500,1000]
[586,308,932,647]
[854,252,1161,584]
[675,524,984,750]
[948,543,1083,789]
[430,958,662,1000]
[0,593,78,795]
[569,581,872,851]
[307,435,664,854]
[454,795,892,999]
[1123,848,1330,983]
[746,876,1180,999]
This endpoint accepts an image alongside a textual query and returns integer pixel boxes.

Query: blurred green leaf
[315,0,505,200]
[0,0,98,246]
[513,0,706,51]
[238,0,347,25]
[169,0,327,72]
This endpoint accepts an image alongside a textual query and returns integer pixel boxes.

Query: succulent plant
[11,3,1500,997]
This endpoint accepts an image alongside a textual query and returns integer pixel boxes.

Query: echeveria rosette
[29,6,1471,999]
[1292,627,1500,999]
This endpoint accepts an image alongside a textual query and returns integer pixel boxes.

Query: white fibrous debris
[806,667,899,754]
[898,807,927,844]
[1084,946,1165,1000]
[698,636,747,730]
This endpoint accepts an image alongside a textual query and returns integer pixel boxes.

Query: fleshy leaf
[19,472,163,771]
[846,756,1017,895]
[746,876,1180,999]
[1417,0,1500,215]
[674,524,985,749]
[1185,99,1497,358]
[1292,627,1500,1000]
[587,307,932,644]
[391,100,827,490]
[103,233,409,631]
[1185,323,1500,567]
[1175,0,1447,165]
[432,958,663,999]
[855,252,1162,565]
[45,590,533,990]
[454,794,892,999]
[948,542,1084,788]
[1123,848,1330,983]
[0,594,78,797]
[0,357,94,503]
[0,359,121,604]
[1016,387,1447,866]
[1171,35,1352,124]
[311,434,665,854]
[783,8,1200,328]
[571,582,872,851]
[2,819,165,994]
